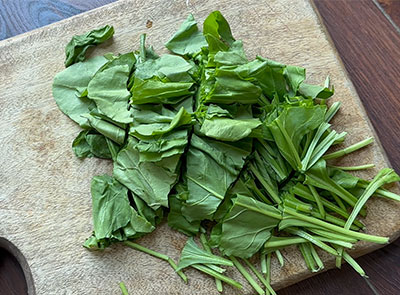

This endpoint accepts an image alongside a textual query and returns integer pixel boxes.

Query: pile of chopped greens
[53,11,400,294]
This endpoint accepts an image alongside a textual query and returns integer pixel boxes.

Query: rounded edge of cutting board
[0,237,36,295]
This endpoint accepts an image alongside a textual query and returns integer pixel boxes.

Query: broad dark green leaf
[130,77,193,104]
[236,58,287,100]
[129,102,192,161]
[205,104,233,119]
[121,208,156,239]
[329,168,360,189]
[83,235,111,250]
[113,137,180,209]
[90,175,154,240]
[134,130,189,162]
[72,130,113,159]
[168,183,201,236]
[84,113,126,145]
[182,134,252,221]
[100,52,136,72]
[130,106,192,137]
[218,194,281,258]
[53,56,108,127]
[135,54,195,82]
[132,193,163,227]
[203,11,235,54]
[200,105,261,141]
[165,14,207,56]
[65,25,114,67]
[87,64,132,123]
[299,82,334,99]
[214,41,248,66]
[202,68,262,104]
[284,65,306,95]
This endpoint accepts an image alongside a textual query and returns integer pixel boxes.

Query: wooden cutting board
[1,0,400,294]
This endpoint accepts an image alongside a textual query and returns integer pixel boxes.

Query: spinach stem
[275,250,284,267]
[341,250,367,277]
[310,210,359,231]
[261,252,267,274]
[309,228,357,243]
[345,169,399,231]
[284,207,389,244]
[308,130,339,168]
[364,277,380,295]
[168,258,188,283]
[139,34,146,62]
[124,241,188,283]
[243,258,276,295]
[266,253,272,287]
[200,233,223,292]
[284,198,312,213]
[230,256,265,295]
[285,228,338,256]
[308,185,326,219]
[192,264,242,289]
[299,243,317,272]
[305,171,359,207]
[330,192,347,212]
[315,237,352,248]
[251,180,273,205]
[257,139,288,180]
[325,101,341,122]
[265,236,307,248]
[323,137,374,160]
[119,282,129,295]
[329,164,375,171]
[309,244,324,271]
[357,183,400,202]
[249,163,281,204]
[235,199,283,220]
[336,252,343,269]
[293,185,363,228]
[124,241,168,260]
[301,123,330,170]
[275,119,302,170]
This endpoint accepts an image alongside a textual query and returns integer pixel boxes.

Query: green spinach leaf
[182,134,252,221]
[65,25,114,67]
[176,238,233,271]
[165,14,207,56]
[53,56,108,127]
[113,137,180,209]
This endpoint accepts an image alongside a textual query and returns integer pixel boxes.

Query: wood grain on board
[1,0,400,294]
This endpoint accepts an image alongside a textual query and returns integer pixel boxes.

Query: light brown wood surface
[0,0,399,294]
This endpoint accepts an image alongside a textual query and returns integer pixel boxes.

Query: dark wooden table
[1,0,400,294]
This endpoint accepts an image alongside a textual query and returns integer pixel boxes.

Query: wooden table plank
[314,0,400,173]
[0,0,116,40]
[377,0,400,30]
[1,0,400,294]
